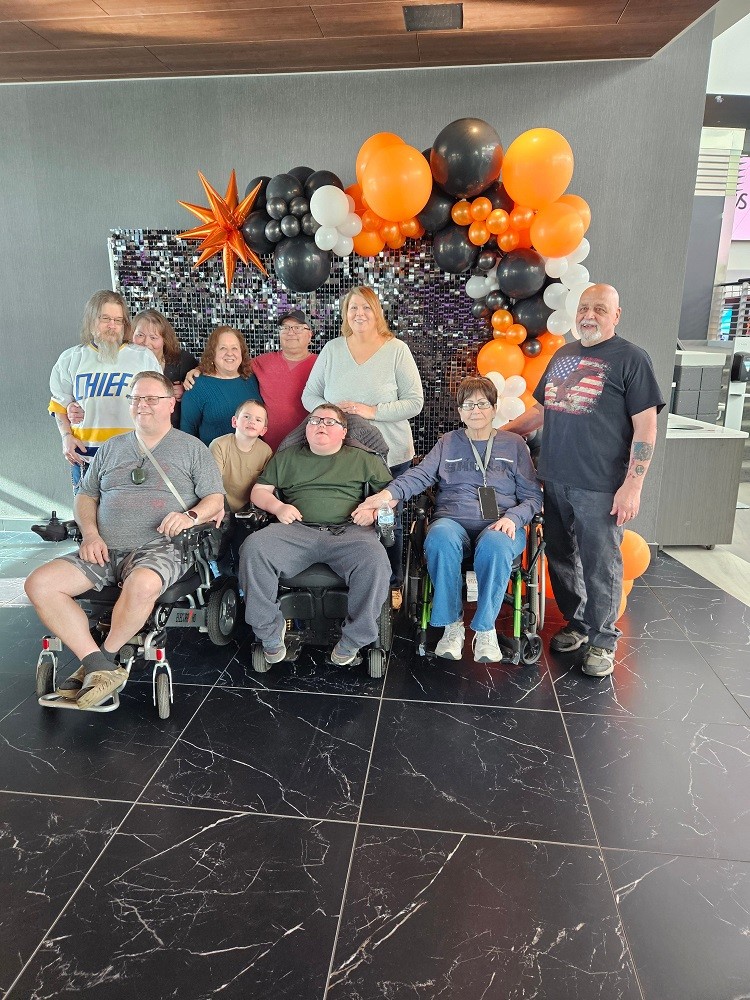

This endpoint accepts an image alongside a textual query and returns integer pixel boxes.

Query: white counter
[666,413,748,441]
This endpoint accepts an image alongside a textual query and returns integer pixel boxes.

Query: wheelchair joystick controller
[377,504,396,548]
[31,510,70,542]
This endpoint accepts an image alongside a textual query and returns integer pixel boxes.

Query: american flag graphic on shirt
[544,355,610,414]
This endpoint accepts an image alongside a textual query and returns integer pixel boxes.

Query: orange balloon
[521,389,537,411]
[486,209,510,235]
[356,132,404,188]
[516,229,533,249]
[623,578,634,595]
[361,209,382,232]
[412,221,425,238]
[537,332,566,353]
[522,352,552,393]
[492,330,507,340]
[502,128,574,209]
[362,143,433,222]
[353,229,385,257]
[491,309,513,332]
[498,230,520,252]
[399,217,421,237]
[506,323,527,345]
[510,205,535,230]
[451,200,472,225]
[530,202,585,258]
[379,221,400,242]
[345,183,366,215]
[386,232,407,250]
[477,340,525,378]
[620,530,651,579]
[558,194,591,233]
[471,197,492,221]
[468,220,489,246]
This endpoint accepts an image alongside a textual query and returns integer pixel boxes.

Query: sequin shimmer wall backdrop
[109,229,487,460]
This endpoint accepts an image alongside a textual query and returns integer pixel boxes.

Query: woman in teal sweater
[180,327,262,446]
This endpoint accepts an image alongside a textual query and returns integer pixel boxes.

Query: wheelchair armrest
[234,503,271,532]
[172,523,224,560]
[532,513,544,526]
[31,511,80,543]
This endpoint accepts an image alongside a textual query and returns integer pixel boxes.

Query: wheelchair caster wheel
[251,643,272,673]
[155,672,171,719]
[520,635,543,665]
[35,654,56,698]
[367,648,385,679]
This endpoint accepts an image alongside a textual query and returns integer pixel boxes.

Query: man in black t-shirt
[504,284,665,678]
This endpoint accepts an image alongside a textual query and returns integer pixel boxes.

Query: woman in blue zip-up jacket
[354,375,542,664]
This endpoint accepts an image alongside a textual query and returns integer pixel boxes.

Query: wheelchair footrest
[497,635,520,665]
[38,690,122,712]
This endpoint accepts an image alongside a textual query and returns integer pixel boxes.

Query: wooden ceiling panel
[0,43,169,78]
[24,8,323,48]
[618,0,717,22]
[0,0,103,17]
[0,18,54,49]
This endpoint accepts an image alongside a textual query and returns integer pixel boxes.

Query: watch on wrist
[186,510,198,521]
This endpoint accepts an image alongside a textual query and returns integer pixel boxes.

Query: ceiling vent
[402,3,463,31]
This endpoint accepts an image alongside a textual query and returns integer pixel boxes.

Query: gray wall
[678,195,725,342]
[0,15,714,537]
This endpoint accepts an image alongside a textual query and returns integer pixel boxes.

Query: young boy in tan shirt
[210,400,273,512]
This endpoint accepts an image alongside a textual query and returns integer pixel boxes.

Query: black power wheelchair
[402,496,546,665]
[235,414,393,680]
[31,511,240,719]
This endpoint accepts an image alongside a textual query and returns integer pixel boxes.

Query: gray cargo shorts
[60,538,187,594]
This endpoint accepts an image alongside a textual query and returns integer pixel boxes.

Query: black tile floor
[1,532,749,999]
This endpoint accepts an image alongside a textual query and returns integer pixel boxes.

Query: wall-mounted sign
[733,155,750,240]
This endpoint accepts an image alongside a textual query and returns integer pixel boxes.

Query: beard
[578,324,603,346]
[93,335,122,364]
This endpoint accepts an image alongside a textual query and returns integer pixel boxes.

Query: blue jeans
[388,460,411,588]
[424,517,526,632]
[543,481,624,650]
[71,446,99,491]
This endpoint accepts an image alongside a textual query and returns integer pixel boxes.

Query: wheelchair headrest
[276,412,389,462]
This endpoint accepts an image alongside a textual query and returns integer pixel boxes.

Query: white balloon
[547,310,572,335]
[567,238,590,265]
[503,375,527,398]
[492,413,507,428]
[338,212,362,238]
[310,185,350,227]
[562,263,590,289]
[485,371,505,395]
[315,226,339,251]
[498,396,525,420]
[466,275,489,299]
[333,233,354,257]
[346,194,356,212]
[564,282,594,322]
[485,277,499,292]
[542,282,567,310]
[545,257,569,279]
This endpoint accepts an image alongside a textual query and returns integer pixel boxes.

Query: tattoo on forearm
[632,441,653,461]
[634,464,645,476]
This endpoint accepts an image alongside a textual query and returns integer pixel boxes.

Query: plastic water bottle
[377,504,396,547]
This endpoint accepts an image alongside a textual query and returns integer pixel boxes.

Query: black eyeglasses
[131,458,146,485]
[126,394,171,405]
[307,416,344,427]
[459,400,493,410]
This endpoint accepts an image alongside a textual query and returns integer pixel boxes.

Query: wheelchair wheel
[35,654,55,698]
[251,643,272,674]
[155,671,171,720]
[520,635,543,665]
[367,648,385,679]
[206,578,239,646]
[377,601,392,651]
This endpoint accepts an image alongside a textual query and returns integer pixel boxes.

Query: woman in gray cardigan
[301,285,424,603]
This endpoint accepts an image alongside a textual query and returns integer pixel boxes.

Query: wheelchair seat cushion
[79,569,203,607]
[280,563,346,588]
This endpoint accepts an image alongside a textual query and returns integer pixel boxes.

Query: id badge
[478,486,500,520]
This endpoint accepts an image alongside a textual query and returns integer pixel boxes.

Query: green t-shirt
[258,445,392,524]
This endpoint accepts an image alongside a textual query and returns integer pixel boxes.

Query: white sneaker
[472,629,502,663]
[435,620,465,660]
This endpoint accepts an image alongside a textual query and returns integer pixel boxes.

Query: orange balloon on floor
[477,340,525,378]
[623,578,634,595]
[620,530,651,579]
[522,352,552,392]
[558,193,591,233]
[356,132,404,187]
[501,128,575,209]
[352,229,385,257]
[363,144,433,222]
[530,202,585,258]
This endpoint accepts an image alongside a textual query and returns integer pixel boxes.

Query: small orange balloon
[522,352,552,392]
[530,202,585,258]
[491,309,513,332]
[399,217,420,237]
[492,329,507,340]
[477,340,525,378]
[516,229,533,249]
[506,323,527,345]
[558,193,591,233]
[620,530,651,579]
[451,200,472,226]
[353,229,385,257]
[498,230,520,252]
[386,232,407,250]
[379,221,400,242]
[623,578,634,595]
[471,197,492,221]
[468,221,490,246]
[356,132,404,188]
[537,332,566,353]
[361,209,382,232]
[486,209,510,235]
[510,205,535,230]
[345,183,366,215]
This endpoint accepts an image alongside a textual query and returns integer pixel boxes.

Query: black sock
[81,651,117,675]
[100,645,120,664]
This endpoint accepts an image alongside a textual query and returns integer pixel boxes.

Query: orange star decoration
[178,170,267,290]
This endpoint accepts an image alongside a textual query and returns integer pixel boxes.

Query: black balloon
[264,219,283,244]
[289,196,309,218]
[522,338,543,358]
[245,176,270,210]
[266,172,304,203]
[481,181,514,214]
[512,293,554,336]
[432,222,479,274]
[477,251,500,272]
[496,249,546,300]
[280,215,301,238]
[472,300,490,319]
[305,170,344,197]
[274,236,332,293]
[266,197,288,221]
[301,213,319,236]
[288,165,315,183]
[241,210,275,254]
[430,118,503,199]
[417,186,455,234]
[485,289,510,312]
[421,148,432,161]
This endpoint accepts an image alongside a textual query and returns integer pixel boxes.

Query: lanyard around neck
[466,432,496,487]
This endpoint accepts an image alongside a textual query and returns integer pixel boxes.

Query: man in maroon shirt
[252,310,317,451]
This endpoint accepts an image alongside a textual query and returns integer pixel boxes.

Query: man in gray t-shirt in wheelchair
[25,372,225,709]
